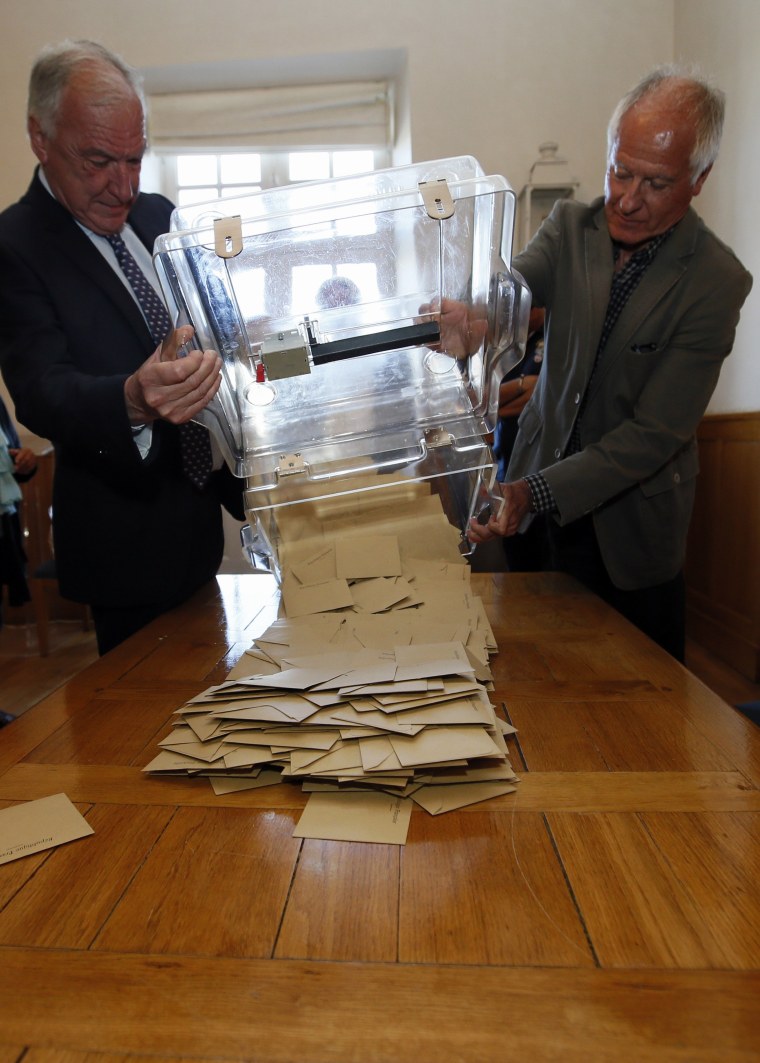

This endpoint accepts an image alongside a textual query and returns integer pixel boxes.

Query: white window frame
[155,146,391,206]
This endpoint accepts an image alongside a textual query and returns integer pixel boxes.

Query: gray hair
[607,65,725,184]
[28,39,144,137]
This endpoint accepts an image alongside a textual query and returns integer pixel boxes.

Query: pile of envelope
[146,484,518,841]
[146,628,516,809]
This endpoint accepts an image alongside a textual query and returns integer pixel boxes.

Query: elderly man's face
[29,72,146,236]
[604,100,710,249]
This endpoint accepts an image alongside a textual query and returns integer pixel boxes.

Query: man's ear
[27,115,48,164]
[692,163,713,197]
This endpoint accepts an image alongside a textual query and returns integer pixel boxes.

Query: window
[146,78,393,334]
[164,148,384,207]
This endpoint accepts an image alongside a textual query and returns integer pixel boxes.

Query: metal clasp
[213,215,243,259]
[277,453,307,477]
[419,178,455,220]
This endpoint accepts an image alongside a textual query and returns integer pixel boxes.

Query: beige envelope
[349,576,413,613]
[0,793,94,865]
[143,749,213,773]
[281,576,354,618]
[209,769,283,795]
[223,747,278,769]
[158,735,226,763]
[293,791,413,844]
[403,558,470,582]
[289,543,338,586]
[335,535,402,579]
[411,780,518,815]
[389,725,504,768]
[393,641,474,682]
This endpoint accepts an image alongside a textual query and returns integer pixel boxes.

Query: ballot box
[154,157,530,578]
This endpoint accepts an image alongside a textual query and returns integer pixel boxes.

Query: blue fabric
[0,423,22,517]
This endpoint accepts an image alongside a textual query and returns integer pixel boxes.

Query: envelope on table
[243,665,351,692]
[226,649,282,680]
[281,577,354,618]
[393,642,474,682]
[209,769,284,795]
[293,790,413,844]
[223,747,278,769]
[0,793,94,866]
[350,577,413,614]
[411,780,518,815]
[389,725,504,767]
[289,741,361,776]
[143,750,218,773]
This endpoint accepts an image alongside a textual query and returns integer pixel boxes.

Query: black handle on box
[310,322,441,365]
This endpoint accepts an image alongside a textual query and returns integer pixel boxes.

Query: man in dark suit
[470,67,752,659]
[0,40,243,654]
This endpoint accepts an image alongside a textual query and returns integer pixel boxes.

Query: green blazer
[509,197,752,590]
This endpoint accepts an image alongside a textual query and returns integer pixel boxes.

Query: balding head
[26,39,146,235]
[28,39,144,138]
[607,66,724,185]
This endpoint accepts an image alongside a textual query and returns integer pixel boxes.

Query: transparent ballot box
[153,156,530,577]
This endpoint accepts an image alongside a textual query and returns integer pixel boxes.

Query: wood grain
[93,806,302,958]
[0,949,758,1062]
[399,810,593,966]
[275,839,399,961]
[0,804,172,948]
[547,810,760,968]
[0,572,758,1061]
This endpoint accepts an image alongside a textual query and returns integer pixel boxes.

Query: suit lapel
[581,204,614,383]
[587,209,698,397]
[23,174,153,345]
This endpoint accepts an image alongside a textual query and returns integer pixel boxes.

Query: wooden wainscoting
[685,411,760,681]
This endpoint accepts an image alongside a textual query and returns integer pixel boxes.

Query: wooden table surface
[0,571,758,1062]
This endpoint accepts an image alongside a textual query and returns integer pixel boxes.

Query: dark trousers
[544,514,686,661]
[90,578,211,656]
[501,513,551,573]
[90,601,172,656]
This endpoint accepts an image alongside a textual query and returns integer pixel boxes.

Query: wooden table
[0,572,758,1062]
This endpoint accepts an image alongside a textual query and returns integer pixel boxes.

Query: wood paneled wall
[685,412,760,681]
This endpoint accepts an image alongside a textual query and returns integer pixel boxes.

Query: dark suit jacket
[0,172,243,609]
[510,197,752,590]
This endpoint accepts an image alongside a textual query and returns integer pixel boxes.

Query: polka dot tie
[108,231,214,490]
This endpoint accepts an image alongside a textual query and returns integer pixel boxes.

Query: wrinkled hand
[498,373,539,419]
[467,479,534,542]
[9,447,37,476]
[124,326,222,425]
[419,297,489,359]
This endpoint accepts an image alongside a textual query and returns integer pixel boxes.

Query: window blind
[147,81,391,150]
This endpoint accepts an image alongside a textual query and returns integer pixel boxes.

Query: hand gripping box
[153,157,530,578]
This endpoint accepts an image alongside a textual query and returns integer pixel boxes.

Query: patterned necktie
[107,231,214,489]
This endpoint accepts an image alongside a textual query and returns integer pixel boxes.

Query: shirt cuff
[524,472,557,514]
[131,423,153,460]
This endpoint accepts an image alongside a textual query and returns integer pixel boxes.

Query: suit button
[554,448,561,459]
[674,472,681,483]
[574,392,581,404]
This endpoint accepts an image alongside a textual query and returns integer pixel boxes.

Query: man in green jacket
[470,66,752,659]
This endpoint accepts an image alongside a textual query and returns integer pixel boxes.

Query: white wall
[0,0,673,212]
[0,0,755,427]
[673,0,759,414]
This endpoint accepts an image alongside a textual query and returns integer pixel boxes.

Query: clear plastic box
[154,157,530,576]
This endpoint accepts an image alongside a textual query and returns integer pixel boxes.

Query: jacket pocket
[640,442,699,498]
[516,402,542,445]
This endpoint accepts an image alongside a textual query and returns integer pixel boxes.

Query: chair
[20,448,90,656]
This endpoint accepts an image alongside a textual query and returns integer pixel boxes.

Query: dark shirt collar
[612,224,677,267]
